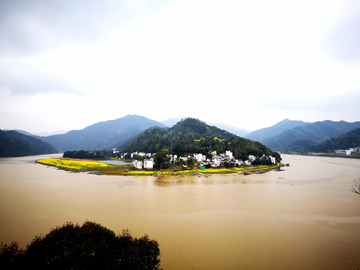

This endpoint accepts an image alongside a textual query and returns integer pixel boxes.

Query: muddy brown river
[0,154,359,269]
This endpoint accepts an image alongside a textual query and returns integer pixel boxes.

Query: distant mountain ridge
[205,122,250,137]
[245,119,309,142]
[0,130,57,157]
[286,128,360,153]
[309,127,360,153]
[4,116,359,155]
[262,120,360,151]
[39,115,166,152]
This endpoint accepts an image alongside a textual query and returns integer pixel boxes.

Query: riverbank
[36,158,281,176]
[286,152,360,159]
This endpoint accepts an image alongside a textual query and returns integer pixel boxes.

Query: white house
[245,160,252,166]
[132,160,143,170]
[225,151,233,159]
[211,155,221,167]
[248,155,256,162]
[335,149,352,155]
[169,154,178,163]
[194,153,206,162]
[234,159,244,166]
[143,158,154,169]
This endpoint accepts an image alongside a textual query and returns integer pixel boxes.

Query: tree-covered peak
[120,117,281,163]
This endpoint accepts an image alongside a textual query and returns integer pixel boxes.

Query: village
[334,147,360,156]
[115,150,277,170]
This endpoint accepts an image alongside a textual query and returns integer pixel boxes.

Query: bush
[0,221,161,270]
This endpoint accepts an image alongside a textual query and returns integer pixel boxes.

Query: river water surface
[0,154,360,269]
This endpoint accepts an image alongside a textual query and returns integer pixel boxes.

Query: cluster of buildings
[119,150,277,170]
[334,147,360,156]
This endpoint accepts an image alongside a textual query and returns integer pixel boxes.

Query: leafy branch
[351,176,360,195]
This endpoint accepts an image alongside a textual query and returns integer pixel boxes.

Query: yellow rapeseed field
[37,158,114,171]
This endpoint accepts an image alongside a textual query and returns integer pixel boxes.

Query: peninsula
[36,157,282,176]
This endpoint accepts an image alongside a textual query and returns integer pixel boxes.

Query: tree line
[63,150,116,159]
[0,221,161,270]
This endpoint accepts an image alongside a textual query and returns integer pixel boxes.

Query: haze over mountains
[245,119,310,142]
[287,128,360,154]
[39,115,167,152]
[1,114,360,157]
[259,120,360,151]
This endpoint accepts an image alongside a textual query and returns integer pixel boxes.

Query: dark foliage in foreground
[0,221,161,270]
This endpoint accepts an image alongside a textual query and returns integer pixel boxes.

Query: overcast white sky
[1,0,359,133]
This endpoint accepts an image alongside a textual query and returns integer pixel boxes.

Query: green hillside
[121,118,281,162]
[263,120,360,151]
[0,130,58,157]
[287,128,360,153]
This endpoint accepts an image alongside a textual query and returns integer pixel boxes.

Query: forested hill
[39,115,166,152]
[287,127,360,153]
[121,118,281,162]
[0,130,57,157]
[262,120,360,151]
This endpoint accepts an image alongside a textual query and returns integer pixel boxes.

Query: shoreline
[284,153,360,159]
[36,158,282,176]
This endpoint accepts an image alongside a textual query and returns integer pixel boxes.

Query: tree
[154,149,170,169]
[0,242,24,269]
[0,221,161,270]
[351,177,360,195]
[187,157,195,169]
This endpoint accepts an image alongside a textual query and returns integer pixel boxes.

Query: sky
[1,0,360,134]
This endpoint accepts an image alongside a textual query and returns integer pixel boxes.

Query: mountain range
[1,115,360,157]
[286,127,360,153]
[38,115,167,152]
[260,120,360,151]
[245,119,309,142]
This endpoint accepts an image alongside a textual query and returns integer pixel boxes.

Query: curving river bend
[0,154,359,269]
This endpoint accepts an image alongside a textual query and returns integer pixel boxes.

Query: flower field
[37,158,115,171]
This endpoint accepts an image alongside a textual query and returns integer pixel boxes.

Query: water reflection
[153,175,261,187]
[154,177,197,187]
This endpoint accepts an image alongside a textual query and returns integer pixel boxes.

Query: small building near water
[143,158,154,169]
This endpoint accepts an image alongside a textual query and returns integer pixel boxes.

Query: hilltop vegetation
[121,118,281,163]
[0,130,57,157]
